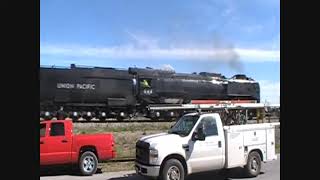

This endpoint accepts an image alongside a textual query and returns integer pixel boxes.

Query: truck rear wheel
[79,151,98,176]
[244,151,261,177]
[160,159,185,180]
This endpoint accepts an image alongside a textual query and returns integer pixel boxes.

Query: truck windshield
[168,115,199,136]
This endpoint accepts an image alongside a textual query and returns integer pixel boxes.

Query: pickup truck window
[40,124,46,137]
[198,116,218,136]
[50,122,65,136]
[168,115,199,136]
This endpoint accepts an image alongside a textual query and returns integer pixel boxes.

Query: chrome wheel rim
[167,166,180,180]
[83,156,95,173]
[251,158,259,172]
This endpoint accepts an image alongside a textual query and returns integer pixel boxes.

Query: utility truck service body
[135,113,279,180]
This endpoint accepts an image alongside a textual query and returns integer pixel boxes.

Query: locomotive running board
[148,103,279,111]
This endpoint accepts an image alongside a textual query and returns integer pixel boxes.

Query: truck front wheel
[244,151,261,177]
[79,151,98,176]
[160,159,185,180]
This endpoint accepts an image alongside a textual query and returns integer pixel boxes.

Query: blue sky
[40,0,280,104]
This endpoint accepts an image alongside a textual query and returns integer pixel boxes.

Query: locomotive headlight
[45,112,50,117]
[149,148,159,164]
[101,112,106,117]
[73,112,78,117]
[87,112,92,116]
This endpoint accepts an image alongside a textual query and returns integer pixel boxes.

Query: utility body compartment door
[224,130,245,168]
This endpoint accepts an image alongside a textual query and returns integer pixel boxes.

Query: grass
[73,122,174,158]
[74,122,174,134]
[115,130,170,158]
[100,161,135,172]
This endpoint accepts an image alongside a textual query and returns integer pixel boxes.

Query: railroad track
[41,117,280,124]
[74,119,175,123]
[40,117,176,123]
[74,117,279,124]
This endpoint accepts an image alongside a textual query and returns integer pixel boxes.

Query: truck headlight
[149,148,158,164]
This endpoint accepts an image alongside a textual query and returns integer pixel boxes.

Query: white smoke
[160,64,175,72]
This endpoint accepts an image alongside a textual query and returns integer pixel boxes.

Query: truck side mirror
[192,127,206,141]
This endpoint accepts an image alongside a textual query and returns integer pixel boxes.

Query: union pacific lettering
[57,83,95,90]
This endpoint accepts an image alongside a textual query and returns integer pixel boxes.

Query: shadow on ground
[108,168,265,180]
[40,166,103,176]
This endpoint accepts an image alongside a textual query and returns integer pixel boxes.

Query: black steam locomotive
[40,64,260,121]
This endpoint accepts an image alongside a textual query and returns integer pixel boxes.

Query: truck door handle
[61,140,68,143]
[218,141,221,148]
[182,144,189,151]
[40,141,44,144]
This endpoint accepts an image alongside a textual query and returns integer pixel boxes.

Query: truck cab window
[50,123,65,136]
[40,124,46,137]
[198,117,218,136]
[169,115,199,136]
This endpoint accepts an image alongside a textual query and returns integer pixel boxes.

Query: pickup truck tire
[79,151,98,176]
[244,151,261,177]
[160,159,185,180]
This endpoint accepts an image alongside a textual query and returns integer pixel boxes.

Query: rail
[40,117,280,123]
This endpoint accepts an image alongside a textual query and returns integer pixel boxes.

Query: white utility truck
[135,112,279,180]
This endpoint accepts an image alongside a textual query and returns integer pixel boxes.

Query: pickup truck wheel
[161,159,185,180]
[244,151,261,177]
[79,151,98,176]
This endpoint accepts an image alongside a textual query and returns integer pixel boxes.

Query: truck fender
[159,154,188,176]
[79,146,99,161]
[246,148,264,163]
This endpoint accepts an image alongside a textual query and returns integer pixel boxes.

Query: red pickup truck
[40,120,116,176]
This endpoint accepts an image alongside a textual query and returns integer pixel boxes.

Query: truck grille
[136,140,150,165]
